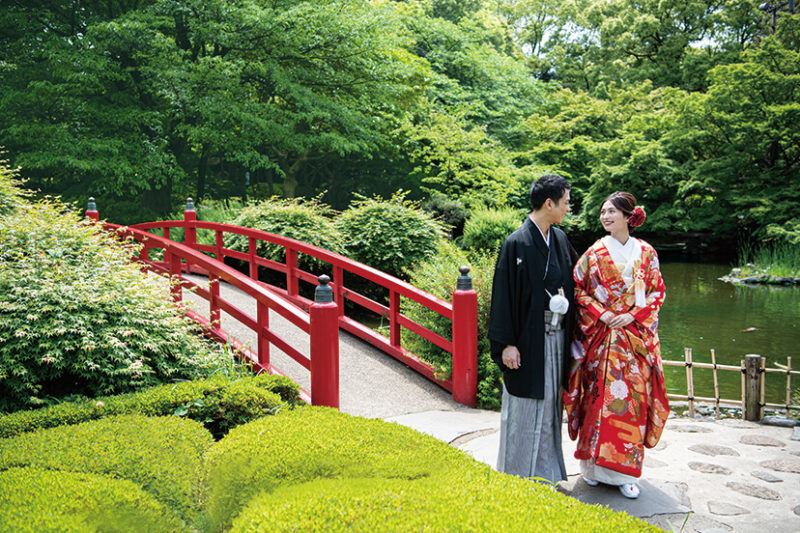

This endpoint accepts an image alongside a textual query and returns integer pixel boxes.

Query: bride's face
[599,201,629,234]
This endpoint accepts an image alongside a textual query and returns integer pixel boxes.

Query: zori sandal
[619,483,640,499]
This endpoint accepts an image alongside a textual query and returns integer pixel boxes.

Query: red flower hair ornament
[628,206,646,228]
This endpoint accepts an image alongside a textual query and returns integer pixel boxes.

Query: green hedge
[0,405,657,532]
[0,467,187,533]
[0,374,299,439]
[335,191,446,280]
[0,415,211,524]
[403,241,502,409]
[460,205,524,253]
[226,196,344,274]
[229,474,658,533]
[202,406,475,532]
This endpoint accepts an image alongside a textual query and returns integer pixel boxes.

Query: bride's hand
[607,313,634,328]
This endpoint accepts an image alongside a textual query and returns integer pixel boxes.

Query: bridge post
[310,275,339,408]
[452,266,478,407]
[85,197,99,222]
[184,198,197,249]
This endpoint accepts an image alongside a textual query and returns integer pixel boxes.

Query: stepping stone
[669,424,713,433]
[717,419,758,429]
[688,444,740,457]
[707,501,750,516]
[791,451,800,457]
[725,481,781,500]
[688,462,731,475]
[762,415,799,427]
[645,456,668,468]
[751,470,782,483]
[760,458,800,473]
[740,434,785,447]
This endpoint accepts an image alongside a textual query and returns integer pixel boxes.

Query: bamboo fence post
[759,356,766,420]
[741,359,746,420]
[685,347,695,418]
[711,349,720,419]
[786,357,793,418]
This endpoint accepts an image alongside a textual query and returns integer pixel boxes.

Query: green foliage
[0,467,187,533]
[336,191,446,279]
[667,16,800,241]
[0,415,212,524]
[0,374,299,439]
[399,105,523,208]
[0,157,28,215]
[0,0,429,213]
[461,206,525,253]
[229,473,658,533]
[403,241,502,409]
[202,406,476,532]
[421,193,469,239]
[0,201,229,412]
[0,402,657,532]
[226,196,344,274]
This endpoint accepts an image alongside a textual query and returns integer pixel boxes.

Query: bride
[563,191,669,499]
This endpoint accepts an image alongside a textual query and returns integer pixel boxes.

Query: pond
[659,261,800,406]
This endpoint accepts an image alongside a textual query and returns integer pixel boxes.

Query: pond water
[659,261,800,405]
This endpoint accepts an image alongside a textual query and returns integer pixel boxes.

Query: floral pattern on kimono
[563,238,669,478]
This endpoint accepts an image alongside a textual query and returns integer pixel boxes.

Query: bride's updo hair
[601,191,646,229]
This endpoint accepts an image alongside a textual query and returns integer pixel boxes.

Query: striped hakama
[496,310,567,484]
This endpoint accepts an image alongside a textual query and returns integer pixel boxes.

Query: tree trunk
[280,149,313,197]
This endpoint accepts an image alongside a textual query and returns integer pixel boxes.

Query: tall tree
[0,0,428,217]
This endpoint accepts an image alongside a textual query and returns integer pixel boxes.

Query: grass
[735,240,800,279]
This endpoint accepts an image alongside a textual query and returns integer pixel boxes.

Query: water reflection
[659,262,800,404]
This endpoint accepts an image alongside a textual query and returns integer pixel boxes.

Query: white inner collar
[603,235,641,287]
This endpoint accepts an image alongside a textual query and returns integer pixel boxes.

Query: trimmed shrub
[202,406,476,532]
[0,415,212,523]
[461,205,524,253]
[403,241,502,409]
[0,467,188,533]
[0,200,228,412]
[0,374,299,439]
[229,475,658,533]
[421,193,469,239]
[335,191,446,280]
[226,196,344,273]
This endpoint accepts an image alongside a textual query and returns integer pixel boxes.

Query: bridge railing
[85,199,339,407]
[88,198,478,407]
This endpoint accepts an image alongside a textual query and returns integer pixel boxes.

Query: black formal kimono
[488,217,576,399]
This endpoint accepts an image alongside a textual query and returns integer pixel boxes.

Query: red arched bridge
[85,198,478,410]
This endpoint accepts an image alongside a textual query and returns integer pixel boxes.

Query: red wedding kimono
[563,238,669,478]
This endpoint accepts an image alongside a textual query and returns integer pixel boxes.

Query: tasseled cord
[633,259,647,308]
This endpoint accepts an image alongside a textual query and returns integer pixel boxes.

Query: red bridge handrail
[98,222,340,408]
[89,198,478,407]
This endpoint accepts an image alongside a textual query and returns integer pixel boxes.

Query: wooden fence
[664,349,800,421]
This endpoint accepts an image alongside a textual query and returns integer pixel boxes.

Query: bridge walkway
[180,274,463,419]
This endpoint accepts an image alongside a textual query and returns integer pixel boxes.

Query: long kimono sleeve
[573,250,611,336]
[628,247,666,330]
[488,239,517,367]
